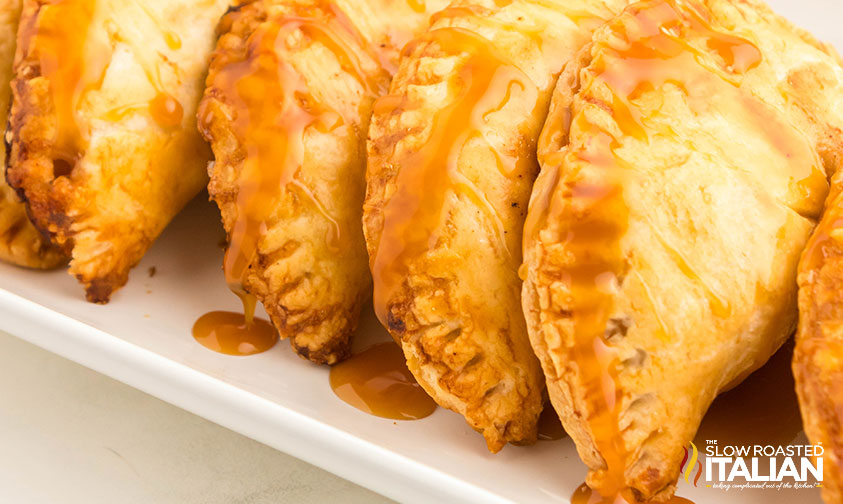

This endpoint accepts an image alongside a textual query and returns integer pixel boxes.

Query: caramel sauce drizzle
[430,1,608,42]
[198,3,387,320]
[370,26,538,325]
[101,92,183,129]
[329,342,437,420]
[377,0,452,75]
[589,0,823,204]
[149,92,184,128]
[164,31,182,50]
[121,2,188,128]
[525,0,820,498]
[25,0,110,165]
[406,0,426,14]
[129,0,183,51]
[27,0,187,167]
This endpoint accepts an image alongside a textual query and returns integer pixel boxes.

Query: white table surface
[0,330,392,504]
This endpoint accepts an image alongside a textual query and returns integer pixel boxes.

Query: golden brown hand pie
[523,0,843,499]
[6,0,229,301]
[198,0,448,365]
[0,0,64,269]
[363,0,628,452]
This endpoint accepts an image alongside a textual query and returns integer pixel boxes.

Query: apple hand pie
[6,0,229,301]
[198,0,448,365]
[363,0,628,452]
[0,0,64,269]
[523,0,843,499]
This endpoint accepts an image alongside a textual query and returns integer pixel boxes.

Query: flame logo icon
[679,442,703,487]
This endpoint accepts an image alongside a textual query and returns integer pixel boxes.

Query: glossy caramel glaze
[369,26,535,326]
[193,311,278,356]
[24,1,188,144]
[19,0,107,165]
[329,342,437,420]
[529,2,765,495]
[365,0,630,452]
[198,0,447,364]
[149,92,184,129]
[7,0,229,301]
[199,0,384,319]
[524,0,841,500]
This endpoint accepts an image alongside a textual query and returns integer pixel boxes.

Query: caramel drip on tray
[329,342,437,420]
[193,311,278,356]
[525,0,821,498]
[198,3,386,320]
[370,26,539,326]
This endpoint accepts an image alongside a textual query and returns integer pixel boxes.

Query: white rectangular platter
[0,1,839,502]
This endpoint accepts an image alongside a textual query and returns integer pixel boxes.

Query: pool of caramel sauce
[192,311,278,356]
[329,341,437,420]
